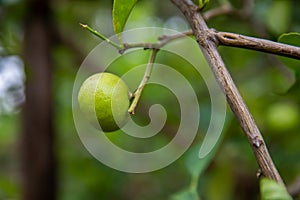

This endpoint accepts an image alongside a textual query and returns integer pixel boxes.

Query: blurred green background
[0,0,300,199]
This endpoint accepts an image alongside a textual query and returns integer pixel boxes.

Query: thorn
[252,135,263,148]
[256,168,262,178]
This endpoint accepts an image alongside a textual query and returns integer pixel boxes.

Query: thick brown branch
[216,32,300,60]
[171,0,284,185]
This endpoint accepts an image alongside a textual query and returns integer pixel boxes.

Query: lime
[78,72,130,132]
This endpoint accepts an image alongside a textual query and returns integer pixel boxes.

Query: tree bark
[171,0,284,185]
[21,0,56,199]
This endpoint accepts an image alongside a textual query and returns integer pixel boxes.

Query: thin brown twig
[203,2,233,20]
[237,0,254,19]
[120,30,192,53]
[203,0,254,20]
[171,0,284,185]
[216,31,300,60]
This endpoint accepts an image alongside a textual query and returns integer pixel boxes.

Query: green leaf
[278,32,300,48]
[112,0,138,41]
[198,0,210,9]
[278,32,300,72]
[260,178,292,200]
[276,32,300,93]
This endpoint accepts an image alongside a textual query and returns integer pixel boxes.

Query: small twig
[203,0,254,21]
[128,49,158,114]
[203,2,233,20]
[80,23,192,54]
[79,23,122,49]
[121,30,192,53]
[238,0,254,18]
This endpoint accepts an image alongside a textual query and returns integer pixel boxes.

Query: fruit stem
[128,49,159,114]
[79,23,122,50]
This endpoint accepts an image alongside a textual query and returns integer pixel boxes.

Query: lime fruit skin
[78,72,130,132]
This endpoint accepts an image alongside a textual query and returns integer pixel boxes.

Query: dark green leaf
[260,178,292,200]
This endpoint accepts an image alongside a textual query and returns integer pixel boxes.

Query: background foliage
[0,0,300,199]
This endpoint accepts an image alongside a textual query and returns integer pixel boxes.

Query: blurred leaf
[185,145,215,179]
[185,113,232,178]
[278,32,300,72]
[260,178,292,200]
[266,1,291,35]
[112,0,138,41]
[171,187,199,200]
[277,32,300,93]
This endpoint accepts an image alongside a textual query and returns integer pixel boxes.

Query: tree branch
[121,30,192,53]
[171,0,284,185]
[81,23,300,61]
[125,29,300,60]
[216,31,300,60]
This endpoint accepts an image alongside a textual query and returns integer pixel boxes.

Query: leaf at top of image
[113,0,138,42]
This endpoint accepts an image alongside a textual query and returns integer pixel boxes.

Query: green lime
[78,72,130,132]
